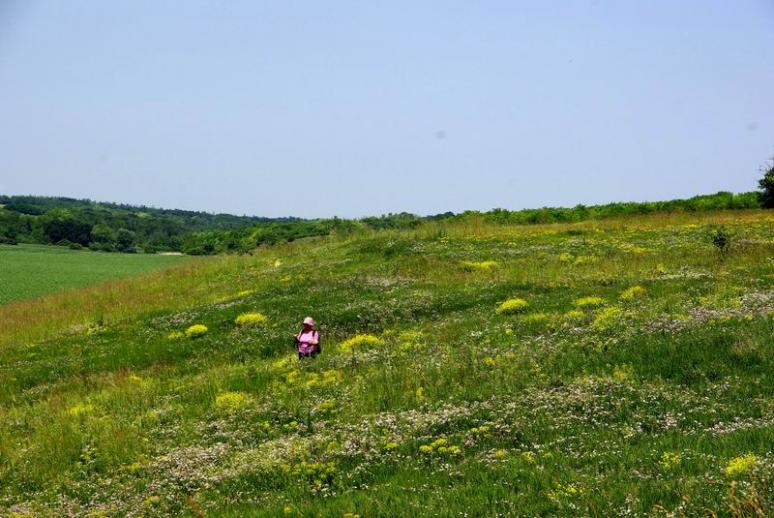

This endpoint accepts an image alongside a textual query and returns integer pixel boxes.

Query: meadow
[0,244,188,305]
[0,209,772,516]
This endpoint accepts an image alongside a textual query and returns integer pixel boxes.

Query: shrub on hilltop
[759,160,774,208]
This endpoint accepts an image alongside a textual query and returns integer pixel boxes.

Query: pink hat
[303,316,315,326]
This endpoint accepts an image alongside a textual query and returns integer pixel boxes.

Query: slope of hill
[0,209,772,516]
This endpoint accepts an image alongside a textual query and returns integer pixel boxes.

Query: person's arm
[309,331,319,345]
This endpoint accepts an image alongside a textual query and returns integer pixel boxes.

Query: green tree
[759,160,774,208]
[43,218,92,246]
[115,228,136,253]
[90,223,117,244]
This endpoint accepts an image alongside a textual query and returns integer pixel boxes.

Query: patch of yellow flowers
[66,403,95,417]
[620,285,647,301]
[724,453,758,477]
[397,330,425,352]
[234,312,268,327]
[573,296,606,308]
[593,307,623,330]
[496,298,529,315]
[285,369,343,388]
[460,260,498,271]
[659,451,681,470]
[338,334,382,353]
[419,438,461,456]
[214,391,252,413]
[281,460,336,486]
[314,399,337,414]
[468,425,493,438]
[184,324,208,338]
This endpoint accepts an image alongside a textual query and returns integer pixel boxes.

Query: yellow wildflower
[322,369,343,385]
[724,453,758,477]
[620,285,647,301]
[659,451,681,470]
[430,438,448,449]
[214,391,252,413]
[574,255,597,265]
[558,252,574,263]
[338,334,382,353]
[185,324,208,338]
[144,496,161,507]
[612,364,633,381]
[234,312,268,327]
[564,309,584,319]
[460,260,498,271]
[593,307,623,330]
[315,400,337,413]
[521,312,549,324]
[521,451,536,464]
[573,296,605,308]
[67,403,94,417]
[496,298,529,315]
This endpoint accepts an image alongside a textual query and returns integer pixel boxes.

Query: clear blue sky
[1,1,773,218]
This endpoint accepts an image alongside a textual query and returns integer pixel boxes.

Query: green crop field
[0,210,772,516]
[0,244,189,305]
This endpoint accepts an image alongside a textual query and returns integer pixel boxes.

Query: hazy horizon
[2,1,773,218]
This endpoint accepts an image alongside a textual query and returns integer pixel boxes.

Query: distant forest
[0,195,298,253]
[0,191,762,255]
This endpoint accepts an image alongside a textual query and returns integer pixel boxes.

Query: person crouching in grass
[294,317,320,359]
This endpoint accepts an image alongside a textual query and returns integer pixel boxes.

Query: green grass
[0,210,772,516]
[0,244,188,304]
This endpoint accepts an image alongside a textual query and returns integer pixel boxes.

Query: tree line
[0,188,768,255]
[0,196,299,253]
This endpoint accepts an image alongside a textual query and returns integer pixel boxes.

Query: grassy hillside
[0,244,188,305]
[0,210,772,516]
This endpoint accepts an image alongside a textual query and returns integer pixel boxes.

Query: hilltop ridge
[0,191,762,255]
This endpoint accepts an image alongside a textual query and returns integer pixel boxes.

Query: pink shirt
[296,330,318,354]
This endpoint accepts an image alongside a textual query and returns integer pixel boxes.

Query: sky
[1,1,773,219]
